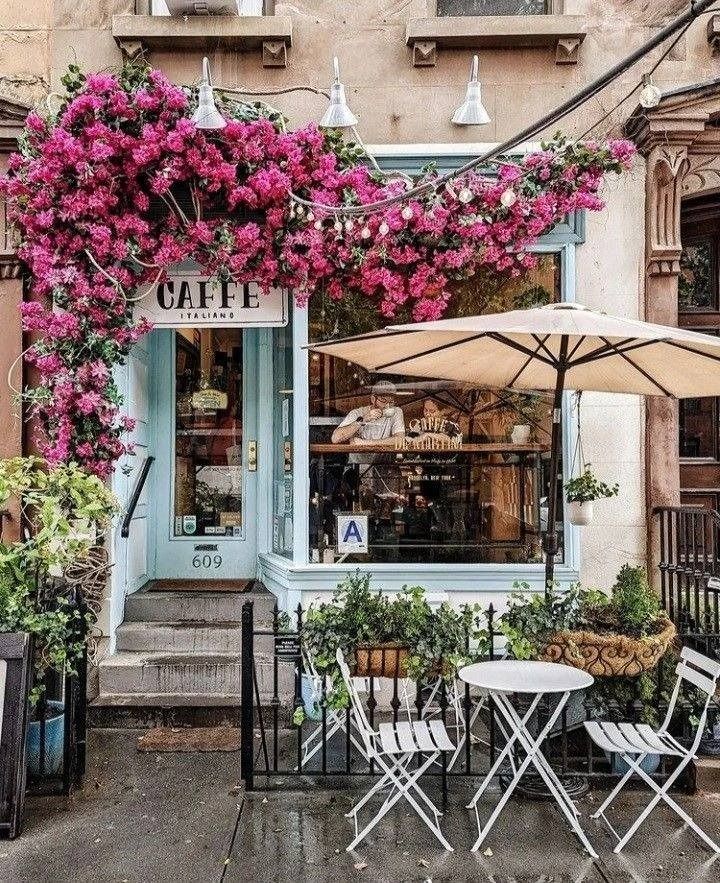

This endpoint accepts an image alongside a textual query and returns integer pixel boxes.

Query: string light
[501,188,517,208]
[361,225,371,239]
[458,187,474,204]
[378,221,389,236]
[401,205,414,221]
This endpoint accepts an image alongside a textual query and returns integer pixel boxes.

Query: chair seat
[585,721,684,757]
[378,719,455,755]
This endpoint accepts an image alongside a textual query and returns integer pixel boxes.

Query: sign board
[136,274,287,328]
[274,634,301,660]
[337,514,369,554]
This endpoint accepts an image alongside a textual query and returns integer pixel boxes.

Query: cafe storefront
[112,149,585,617]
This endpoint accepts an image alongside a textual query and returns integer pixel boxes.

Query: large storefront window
[308,255,563,565]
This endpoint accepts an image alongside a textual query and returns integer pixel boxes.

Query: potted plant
[300,572,486,714]
[499,392,544,445]
[564,465,619,526]
[0,457,118,774]
[500,566,676,678]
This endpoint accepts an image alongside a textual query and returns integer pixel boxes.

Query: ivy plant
[0,456,118,700]
[564,465,619,504]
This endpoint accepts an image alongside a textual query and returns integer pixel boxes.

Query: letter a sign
[336,514,369,554]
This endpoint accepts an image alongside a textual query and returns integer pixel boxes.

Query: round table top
[458,660,594,694]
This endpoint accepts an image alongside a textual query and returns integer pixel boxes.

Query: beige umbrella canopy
[308,302,720,587]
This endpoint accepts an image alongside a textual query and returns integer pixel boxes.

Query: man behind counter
[331,380,405,459]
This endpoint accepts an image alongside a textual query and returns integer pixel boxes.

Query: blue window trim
[258,147,582,601]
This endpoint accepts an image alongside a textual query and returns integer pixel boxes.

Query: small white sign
[136,273,287,328]
[337,514,369,554]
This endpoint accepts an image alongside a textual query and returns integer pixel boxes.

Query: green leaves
[564,465,619,504]
[0,456,118,699]
[301,573,488,707]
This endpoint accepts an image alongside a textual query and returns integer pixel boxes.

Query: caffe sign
[136,274,287,328]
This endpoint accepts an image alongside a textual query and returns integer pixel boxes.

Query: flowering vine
[1,62,635,477]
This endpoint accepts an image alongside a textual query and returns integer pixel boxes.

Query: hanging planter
[567,499,594,526]
[564,394,618,527]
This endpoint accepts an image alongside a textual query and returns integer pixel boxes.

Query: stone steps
[116,621,246,654]
[93,582,291,726]
[123,586,276,624]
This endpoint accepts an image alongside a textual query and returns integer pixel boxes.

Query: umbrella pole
[543,336,569,594]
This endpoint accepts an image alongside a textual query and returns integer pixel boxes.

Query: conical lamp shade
[191,57,226,130]
[452,55,490,127]
[319,57,358,129]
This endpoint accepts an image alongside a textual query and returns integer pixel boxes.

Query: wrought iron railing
[239,599,702,793]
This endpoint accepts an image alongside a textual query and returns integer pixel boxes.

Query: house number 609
[192,554,222,569]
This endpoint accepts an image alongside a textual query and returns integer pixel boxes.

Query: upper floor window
[436,0,551,15]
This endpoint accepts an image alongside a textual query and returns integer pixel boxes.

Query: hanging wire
[577,15,697,141]
[286,0,719,216]
[570,392,585,479]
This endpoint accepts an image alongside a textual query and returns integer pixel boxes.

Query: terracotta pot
[567,500,593,526]
[540,617,677,677]
[352,644,410,678]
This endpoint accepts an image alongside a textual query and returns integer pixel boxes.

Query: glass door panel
[153,328,258,580]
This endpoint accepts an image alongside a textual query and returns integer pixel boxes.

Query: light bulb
[345,218,354,231]
[307,211,314,222]
[401,205,414,221]
[458,187,474,204]
[296,205,305,217]
[500,188,517,208]
[334,219,343,233]
[361,226,371,239]
[379,221,389,236]
[639,74,662,109]
[314,220,323,230]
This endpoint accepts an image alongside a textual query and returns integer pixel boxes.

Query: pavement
[3,729,720,882]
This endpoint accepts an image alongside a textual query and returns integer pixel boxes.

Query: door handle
[248,440,257,472]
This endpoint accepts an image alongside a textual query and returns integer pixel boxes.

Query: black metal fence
[239,599,704,793]
[26,584,89,796]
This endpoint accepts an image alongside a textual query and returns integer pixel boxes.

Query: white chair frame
[336,648,455,852]
[296,650,370,769]
[585,645,720,854]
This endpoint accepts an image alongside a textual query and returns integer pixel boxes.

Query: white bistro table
[458,660,597,858]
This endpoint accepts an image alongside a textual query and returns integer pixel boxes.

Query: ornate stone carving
[646,145,689,276]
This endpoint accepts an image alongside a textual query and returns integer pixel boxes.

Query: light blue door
[152,327,259,580]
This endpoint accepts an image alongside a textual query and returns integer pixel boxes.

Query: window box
[111,14,292,67]
[406,15,588,66]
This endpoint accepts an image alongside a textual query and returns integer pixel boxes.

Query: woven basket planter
[352,644,410,678]
[540,617,676,677]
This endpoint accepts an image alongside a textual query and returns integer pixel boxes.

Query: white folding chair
[296,649,371,769]
[585,645,720,854]
[336,648,455,852]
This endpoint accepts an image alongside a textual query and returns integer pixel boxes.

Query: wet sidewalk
[3,729,720,882]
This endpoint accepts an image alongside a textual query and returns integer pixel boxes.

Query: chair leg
[613,754,720,854]
[590,757,642,820]
[347,753,453,852]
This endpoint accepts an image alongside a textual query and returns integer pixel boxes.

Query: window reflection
[173,328,243,537]
[308,257,562,565]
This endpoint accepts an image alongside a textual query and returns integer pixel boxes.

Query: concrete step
[98,650,293,699]
[116,621,245,654]
[124,587,276,625]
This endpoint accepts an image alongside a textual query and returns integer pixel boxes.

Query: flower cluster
[1,63,635,476]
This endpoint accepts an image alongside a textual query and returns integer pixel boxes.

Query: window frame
[281,145,581,579]
[430,0,565,14]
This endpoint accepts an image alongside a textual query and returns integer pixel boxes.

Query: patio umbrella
[308,302,720,587]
